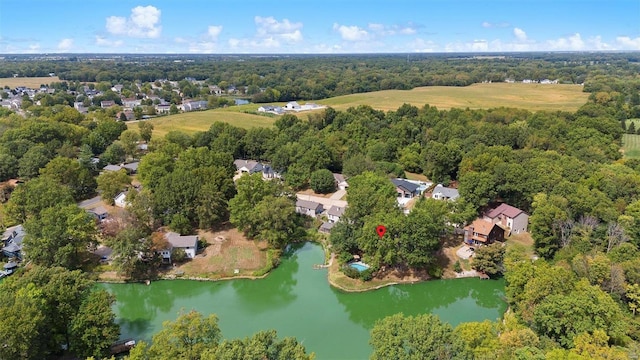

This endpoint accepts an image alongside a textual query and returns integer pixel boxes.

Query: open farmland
[317,83,589,112]
[0,76,62,88]
[134,83,589,136]
[623,134,640,159]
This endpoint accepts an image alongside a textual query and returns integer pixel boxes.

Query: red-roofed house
[464,219,505,246]
[483,203,529,235]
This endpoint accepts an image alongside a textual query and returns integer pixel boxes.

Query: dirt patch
[175,227,268,278]
[297,188,335,198]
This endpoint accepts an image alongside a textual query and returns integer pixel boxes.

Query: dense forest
[0,54,639,358]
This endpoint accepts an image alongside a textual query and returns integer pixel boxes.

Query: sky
[1,0,639,54]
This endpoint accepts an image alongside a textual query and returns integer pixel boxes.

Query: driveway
[329,189,346,200]
[296,193,347,209]
[456,245,475,260]
[78,195,102,209]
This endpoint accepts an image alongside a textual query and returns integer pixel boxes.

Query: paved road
[77,195,102,209]
[329,189,346,200]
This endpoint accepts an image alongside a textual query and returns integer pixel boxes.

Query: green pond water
[101,242,506,359]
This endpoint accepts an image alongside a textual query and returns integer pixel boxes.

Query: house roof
[103,164,123,172]
[89,206,109,216]
[296,199,322,211]
[123,162,139,171]
[319,222,335,232]
[233,159,262,173]
[164,232,198,248]
[465,219,504,242]
[432,184,459,199]
[391,178,419,193]
[486,203,525,219]
[327,205,345,217]
[333,173,347,184]
[2,225,23,241]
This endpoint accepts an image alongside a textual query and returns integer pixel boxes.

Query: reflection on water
[101,242,506,360]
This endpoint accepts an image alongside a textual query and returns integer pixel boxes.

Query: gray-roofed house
[319,222,335,234]
[327,205,345,223]
[234,159,263,174]
[391,178,419,199]
[333,173,348,190]
[164,232,198,259]
[431,184,460,201]
[123,162,139,174]
[114,192,128,208]
[296,199,323,217]
[102,164,123,172]
[88,206,109,222]
[2,224,25,259]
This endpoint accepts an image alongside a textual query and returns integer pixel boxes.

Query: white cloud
[547,33,584,50]
[409,38,438,52]
[616,36,640,50]
[95,36,123,47]
[254,16,303,43]
[368,23,416,36]
[57,38,73,51]
[333,23,369,41]
[513,28,527,42]
[106,5,161,38]
[207,25,223,40]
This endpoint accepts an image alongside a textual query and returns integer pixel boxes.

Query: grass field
[140,83,589,135]
[315,83,589,112]
[623,134,640,159]
[133,110,277,137]
[0,76,62,88]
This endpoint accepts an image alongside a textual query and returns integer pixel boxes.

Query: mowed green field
[140,83,589,136]
[316,83,589,112]
[623,134,640,159]
[0,76,62,88]
[134,109,277,137]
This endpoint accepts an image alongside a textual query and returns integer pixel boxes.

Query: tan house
[483,203,529,235]
[464,219,505,246]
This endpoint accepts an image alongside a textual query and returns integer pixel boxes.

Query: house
[87,206,109,222]
[122,98,142,109]
[319,222,335,234]
[102,164,123,172]
[233,159,281,179]
[101,100,116,108]
[2,224,25,259]
[327,205,345,223]
[234,159,263,174]
[391,178,419,199]
[156,104,171,114]
[257,105,285,115]
[180,100,208,112]
[284,101,301,111]
[333,173,348,190]
[464,219,505,246]
[296,199,323,217]
[431,184,459,201]
[164,232,198,259]
[114,192,128,208]
[123,162,139,174]
[483,203,529,235]
[116,110,135,121]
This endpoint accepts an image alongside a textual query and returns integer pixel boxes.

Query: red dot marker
[376,225,386,239]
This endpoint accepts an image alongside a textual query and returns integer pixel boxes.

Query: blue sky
[1,0,638,53]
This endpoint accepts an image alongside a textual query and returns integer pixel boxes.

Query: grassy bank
[0,76,62,88]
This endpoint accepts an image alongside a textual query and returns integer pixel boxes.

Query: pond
[101,242,506,359]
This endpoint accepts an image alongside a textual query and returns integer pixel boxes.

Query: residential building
[431,184,459,201]
[391,178,419,199]
[284,101,301,111]
[102,164,123,172]
[333,173,348,190]
[114,192,128,208]
[123,162,139,174]
[87,206,109,222]
[327,205,345,223]
[100,100,116,108]
[164,232,198,259]
[463,219,505,246]
[296,199,323,217]
[234,159,281,179]
[319,222,335,234]
[483,203,529,235]
[1,224,25,259]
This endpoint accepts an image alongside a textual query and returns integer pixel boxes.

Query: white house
[483,203,529,235]
[431,184,459,201]
[327,206,345,223]
[333,173,348,190]
[114,192,128,208]
[284,101,301,111]
[164,232,198,259]
[295,199,323,217]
